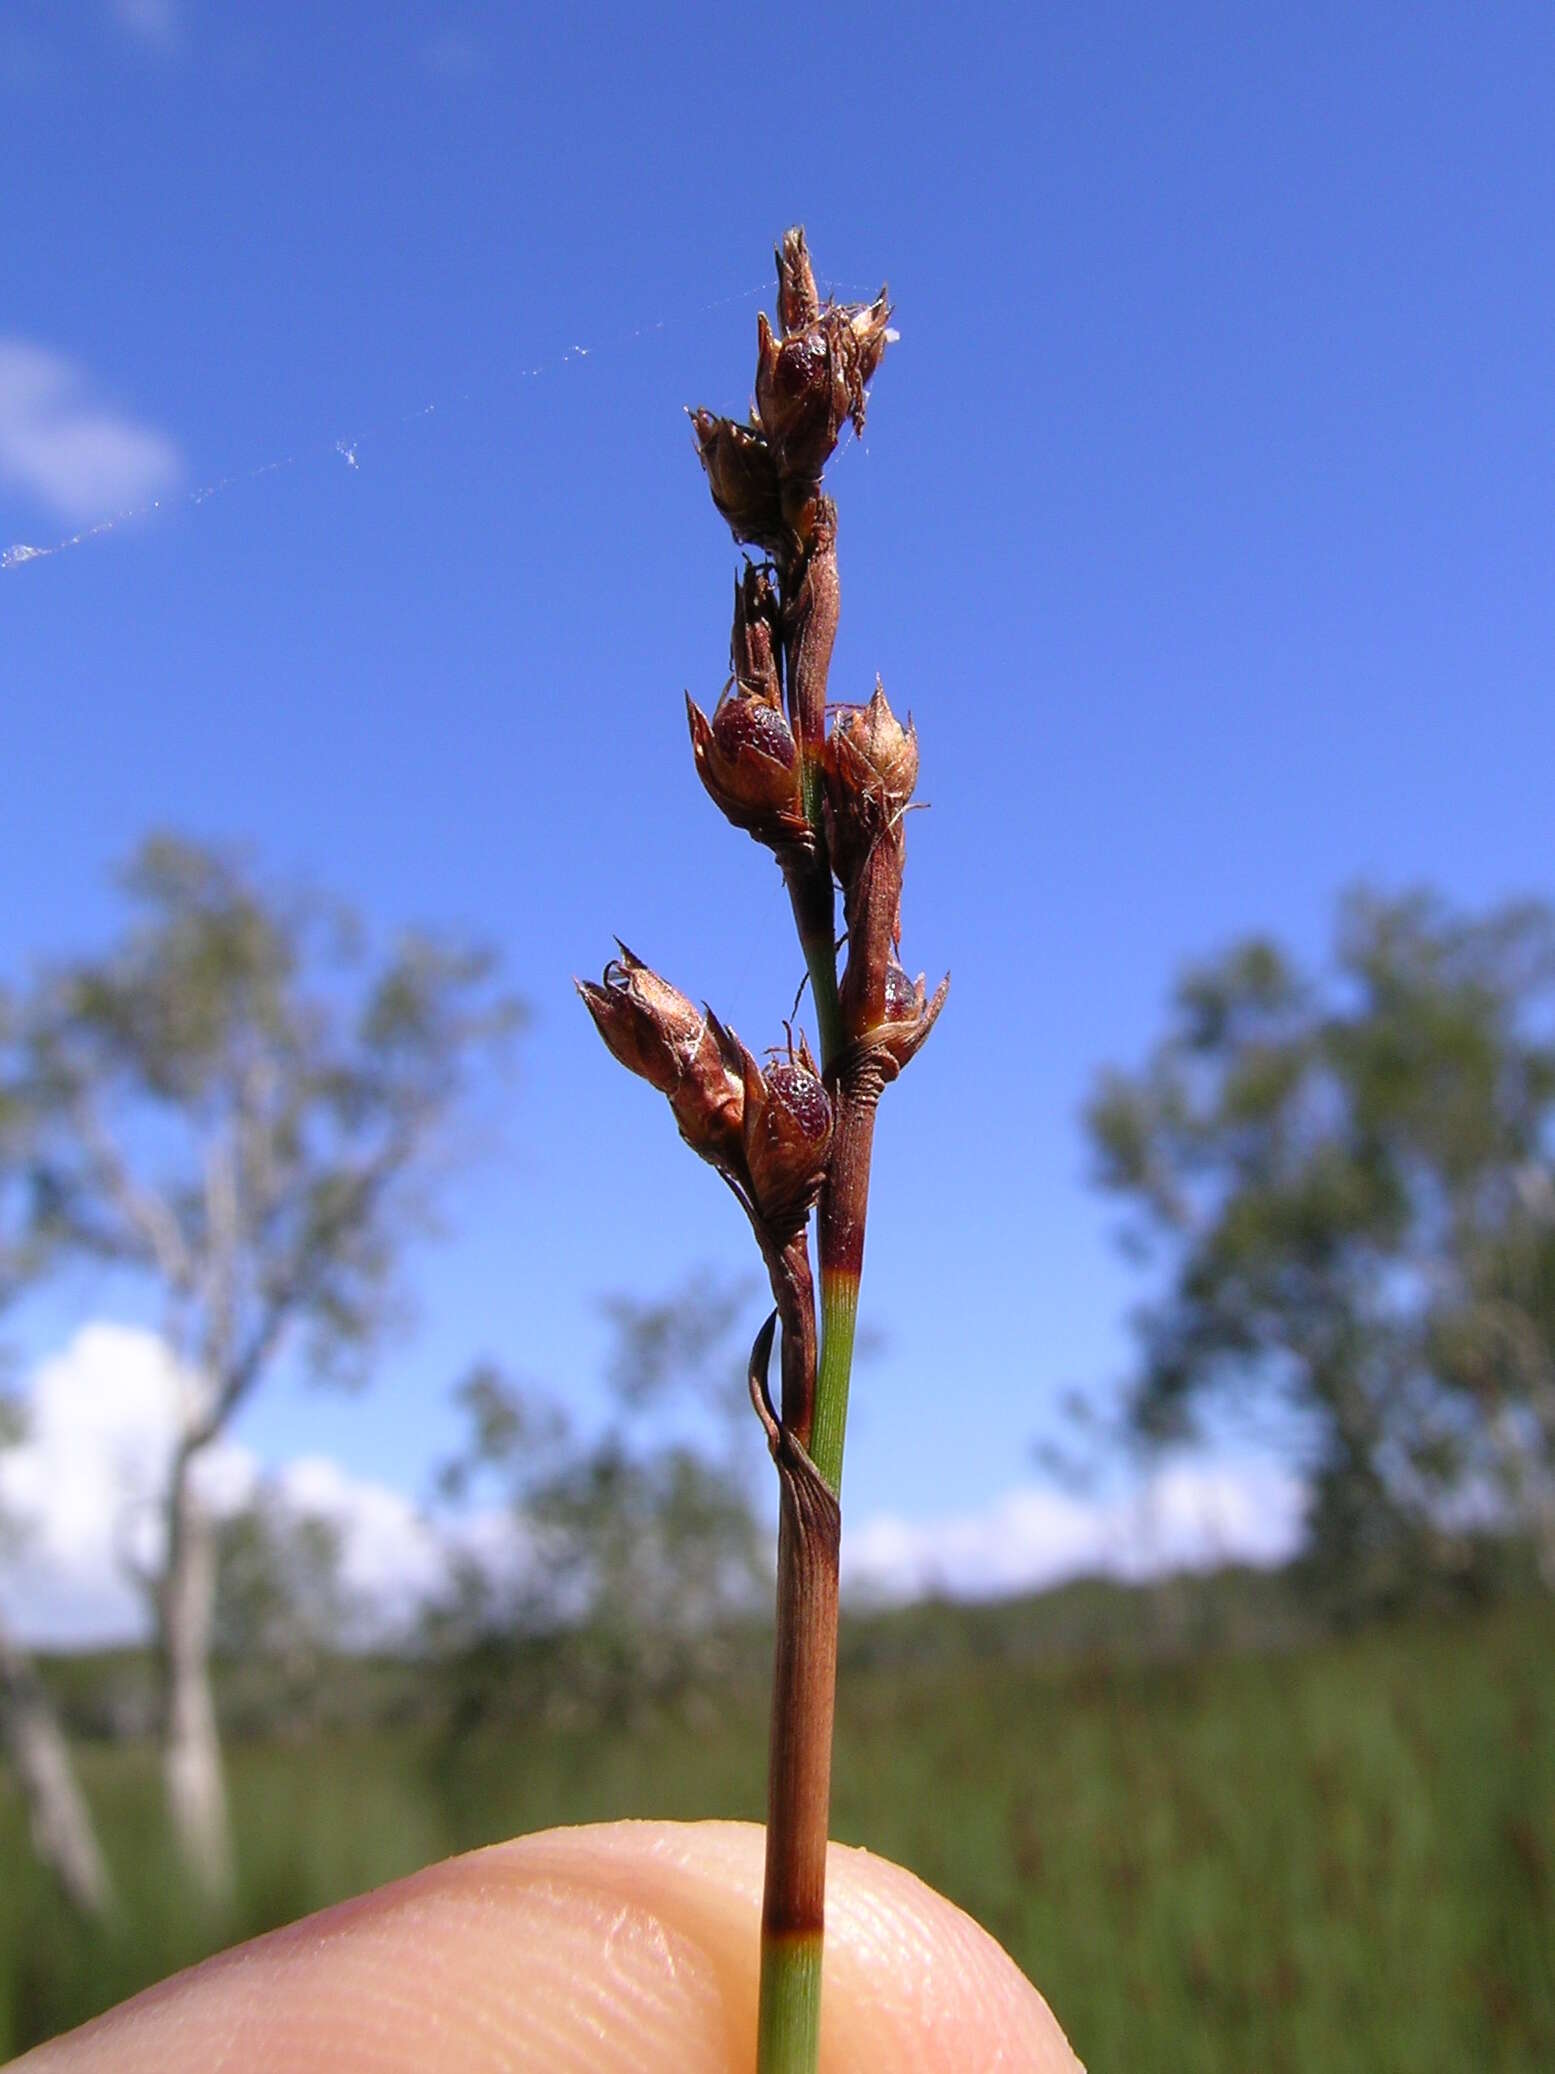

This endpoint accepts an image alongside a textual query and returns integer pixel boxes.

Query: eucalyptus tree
[0,1390,115,1917]
[433,1273,767,1725]
[1,1011,114,1916]
[6,835,520,1899]
[1090,889,1555,1609]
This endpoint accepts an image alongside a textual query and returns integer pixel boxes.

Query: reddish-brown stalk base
[757,1407,841,1951]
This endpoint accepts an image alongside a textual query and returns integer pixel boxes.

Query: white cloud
[269,1454,451,1613]
[843,1456,1306,1604]
[108,0,179,53]
[0,339,182,523]
[0,1324,245,1645]
[0,1321,1308,1649]
[0,1324,483,1649]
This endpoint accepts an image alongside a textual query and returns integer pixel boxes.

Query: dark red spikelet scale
[715,698,798,771]
[766,1064,832,1142]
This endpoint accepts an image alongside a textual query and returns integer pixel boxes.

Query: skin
[15,1820,1084,2073]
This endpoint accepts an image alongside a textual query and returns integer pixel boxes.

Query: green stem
[812,1072,881,1494]
[797,914,844,1071]
[811,1271,859,1495]
[758,1937,823,2069]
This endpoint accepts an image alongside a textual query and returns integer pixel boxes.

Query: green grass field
[3,1598,1552,2068]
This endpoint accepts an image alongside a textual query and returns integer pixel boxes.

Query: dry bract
[741,1039,833,1230]
[862,966,951,1078]
[575,948,744,1167]
[686,683,809,852]
[691,409,786,554]
[732,565,783,705]
[832,682,918,807]
[755,227,894,486]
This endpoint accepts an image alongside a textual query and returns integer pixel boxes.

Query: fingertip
[816,1840,1083,2071]
[20,1821,1082,2074]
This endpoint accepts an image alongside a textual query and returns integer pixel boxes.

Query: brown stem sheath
[836,765,908,1050]
[764,1473,839,1943]
[757,1224,818,1450]
[818,1070,883,1289]
[749,1318,841,1948]
[782,498,839,760]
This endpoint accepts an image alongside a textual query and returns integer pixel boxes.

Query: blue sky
[4,2,1554,1625]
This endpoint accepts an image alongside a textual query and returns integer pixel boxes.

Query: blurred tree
[0,1023,115,1919]
[432,1271,766,1723]
[213,1485,352,1668]
[0,1617,115,1920]
[1089,889,1555,1613]
[206,1483,357,1741]
[2,835,521,1900]
[0,1382,115,1919]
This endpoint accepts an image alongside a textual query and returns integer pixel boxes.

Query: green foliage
[1,1599,1550,2069]
[205,1484,356,1739]
[4,831,523,1398]
[598,1276,754,1416]
[1089,888,1555,1609]
[428,1271,765,1724]
[523,1442,764,1717]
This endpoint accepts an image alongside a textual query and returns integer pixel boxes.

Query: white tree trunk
[0,1617,114,1918]
[160,1450,234,1905]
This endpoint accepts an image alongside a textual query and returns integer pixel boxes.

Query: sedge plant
[578,228,946,2074]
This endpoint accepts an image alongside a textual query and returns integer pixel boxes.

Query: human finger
[16,1818,1082,2073]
